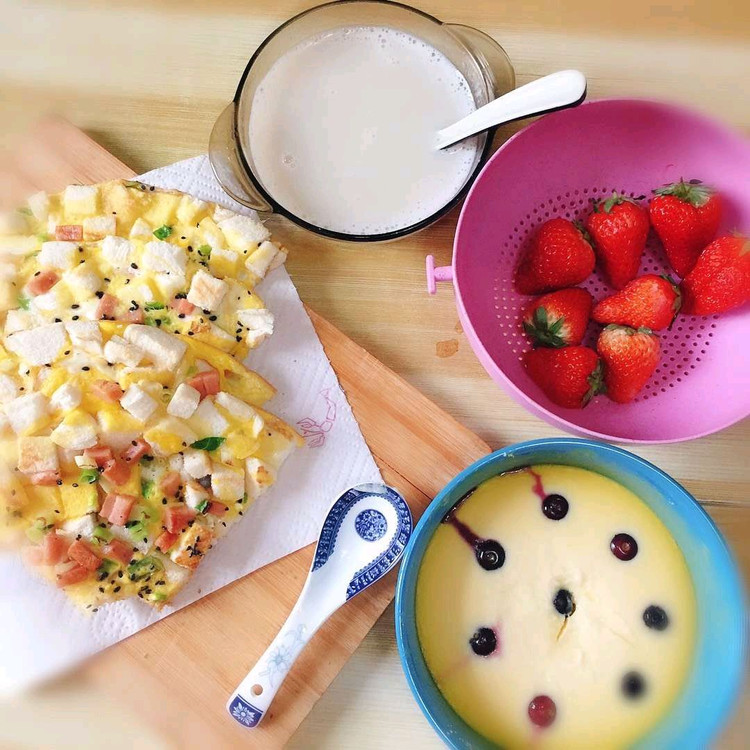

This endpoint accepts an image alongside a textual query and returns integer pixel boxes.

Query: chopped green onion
[144,315,157,327]
[240,493,248,504]
[17,295,30,311]
[190,436,226,452]
[127,556,163,581]
[36,233,50,242]
[195,499,210,514]
[97,559,117,575]
[149,592,168,603]
[17,207,32,216]
[153,225,172,240]
[197,244,212,258]
[79,467,99,484]
[185,365,198,377]
[144,301,165,311]
[123,180,149,191]
[92,526,113,544]
[125,520,146,540]
[25,517,52,544]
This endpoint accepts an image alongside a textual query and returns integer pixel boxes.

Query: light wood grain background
[0,0,748,747]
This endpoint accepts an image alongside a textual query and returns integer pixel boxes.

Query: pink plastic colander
[427,99,750,443]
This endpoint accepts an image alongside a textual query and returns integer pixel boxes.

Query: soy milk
[248,26,479,235]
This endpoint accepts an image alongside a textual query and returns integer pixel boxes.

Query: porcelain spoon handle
[435,69,587,150]
[227,581,330,728]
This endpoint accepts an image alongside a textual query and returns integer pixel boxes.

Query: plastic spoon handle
[226,580,334,729]
[435,69,587,150]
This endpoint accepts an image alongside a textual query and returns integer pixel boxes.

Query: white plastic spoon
[227,483,412,729]
[435,69,587,150]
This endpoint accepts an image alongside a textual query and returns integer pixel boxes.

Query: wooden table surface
[0,1,747,747]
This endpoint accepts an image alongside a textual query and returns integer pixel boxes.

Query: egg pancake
[0,185,302,610]
[0,180,286,358]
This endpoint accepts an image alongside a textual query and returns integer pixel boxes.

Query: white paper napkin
[0,156,383,695]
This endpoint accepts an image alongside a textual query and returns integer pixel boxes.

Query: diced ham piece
[102,539,133,565]
[28,270,59,296]
[91,379,124,403]
[99,493,117,520]
[159,471,182,498]
[68,539,101,572]
[30,470,61,486]
[186,368,220,400]
[207,502,228,517]
[57,564,90,587]
[102,458,132,486]
[43,532,69,566]
[121,437,151,463]
[96,293,118,320]
[155,530,179,553]
[109,494,137,526]
[164,505,195,534]
[55,224,83,241]
[171,297,195,316]
[84,445,114,468]
[121,309,145,324]
[23,546,45,566]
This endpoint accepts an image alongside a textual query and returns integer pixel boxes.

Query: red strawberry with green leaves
[592,275,681,331]
[522,288,592,347]
[649,179,723,277]
[524,346,604,409]
[681,235,750,315]
[515,218,595,295]
[597,325,660,404]
[585,192,650,289]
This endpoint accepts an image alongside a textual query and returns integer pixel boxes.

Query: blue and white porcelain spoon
[227,483,412,729]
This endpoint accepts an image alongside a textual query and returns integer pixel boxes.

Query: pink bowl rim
[452,96,750,444]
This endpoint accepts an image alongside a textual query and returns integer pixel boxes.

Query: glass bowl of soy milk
[209,0,515,241]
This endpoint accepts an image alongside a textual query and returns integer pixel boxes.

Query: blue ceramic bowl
[395,438,746,749]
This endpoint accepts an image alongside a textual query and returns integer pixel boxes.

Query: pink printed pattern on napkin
[297,388,337,448]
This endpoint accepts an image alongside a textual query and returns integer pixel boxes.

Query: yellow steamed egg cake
[0,182,302,610]
[416,465,697,749]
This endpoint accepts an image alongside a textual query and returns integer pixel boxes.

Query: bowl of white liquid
[209,0,514,241]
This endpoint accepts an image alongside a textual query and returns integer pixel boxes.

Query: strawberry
[515,218,595,294]
[597,325,660,404]
[649,179,722,277]
[586,192,650,289]
[592,275,681,331]
[680,236,750,315]
[522,288,592,347]
[524,346,603,409]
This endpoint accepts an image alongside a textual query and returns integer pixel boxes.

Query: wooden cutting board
[0,117,490,747]
[1,119,746,747]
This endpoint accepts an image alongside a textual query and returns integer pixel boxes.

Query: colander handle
[426,255,454,295]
